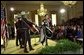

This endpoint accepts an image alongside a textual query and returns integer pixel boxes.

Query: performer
[40,14,52,46]
[15,17,24,48]
[15,11,38,53]
[20,13,35,53]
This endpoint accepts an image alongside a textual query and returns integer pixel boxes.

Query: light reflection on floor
[1,38,56,54]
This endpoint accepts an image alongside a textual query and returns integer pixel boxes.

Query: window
[51,14,57,26]
[35,14,39,26]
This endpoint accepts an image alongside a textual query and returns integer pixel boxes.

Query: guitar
[45,26,53,38]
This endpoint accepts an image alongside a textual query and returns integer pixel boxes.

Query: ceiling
[1,1,64,6]
[1,1,83,7]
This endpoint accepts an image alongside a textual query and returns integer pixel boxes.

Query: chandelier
[37,3,47,16]
[62,1,77,7]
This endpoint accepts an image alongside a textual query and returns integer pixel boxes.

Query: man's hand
[33,25,39,33]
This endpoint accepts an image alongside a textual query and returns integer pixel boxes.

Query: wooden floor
[1,38,56,54]
[1,37,83,54]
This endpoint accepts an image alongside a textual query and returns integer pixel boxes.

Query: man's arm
[22,18,34,25]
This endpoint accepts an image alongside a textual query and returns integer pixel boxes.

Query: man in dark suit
[21,15,34,53]
[15,17,24,48]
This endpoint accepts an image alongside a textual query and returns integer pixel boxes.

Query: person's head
[21,11,27,18]
[62,26,64,30]
[17,14,21,20]
[77,28,80,31]
[71,25,74,29]
[21,15,25,18]
[73,26,76,30]
[45,14,49,19]
[77,25,80,28]
[17,17,21,21]
[58,26,61,29]
[42,19,46,22]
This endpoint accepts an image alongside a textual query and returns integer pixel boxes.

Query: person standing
[15,17,23,47]
[40,14,52,46]
[11,26,15,39]
[20,14,34,53]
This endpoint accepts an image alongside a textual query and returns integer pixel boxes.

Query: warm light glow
[62,1,77,7]
[1,37,4,45]
[35,14,39,26]
[37,3,47,16]
[51,14,57,26]
[10,7,14,11]
[60,9,65,14]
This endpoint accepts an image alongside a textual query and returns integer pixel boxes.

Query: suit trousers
[21,29,33,51]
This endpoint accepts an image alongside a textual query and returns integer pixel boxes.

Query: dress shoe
[24,50,29,53]
[16,44,19,46]
[45,44,48,46]
[29,48,34,51]
[42,43,44,45]
[1,45,5,48]
[20,46,24,48]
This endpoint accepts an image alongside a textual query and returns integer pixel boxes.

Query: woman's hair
[45,14,48,17]
[42,19,46,22]
[17,17,20,19]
